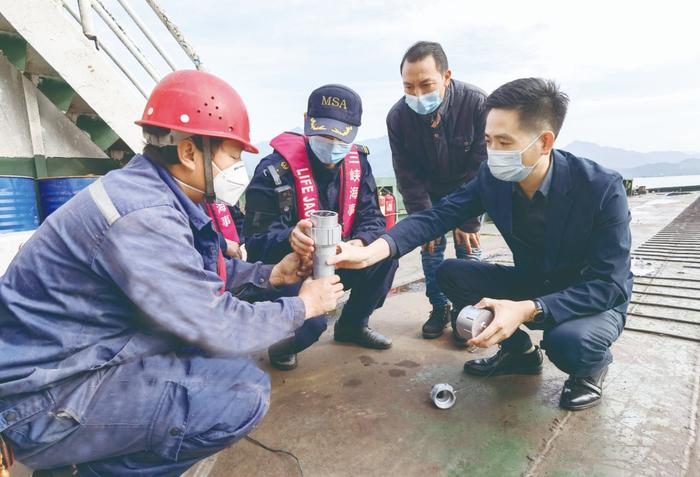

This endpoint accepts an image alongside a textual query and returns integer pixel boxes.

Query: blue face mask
[487,134,543,182]
[308,136,352,165]
[405,89,443,115]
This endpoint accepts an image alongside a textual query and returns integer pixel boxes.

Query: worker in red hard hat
[0,70,343,476]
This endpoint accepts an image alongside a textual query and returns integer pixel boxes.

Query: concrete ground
[192,192,700,477]
[12,192,700,477]
[207,292,698,477]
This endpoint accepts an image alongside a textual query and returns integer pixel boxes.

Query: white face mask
[487,134,543,182]
[212,162,250,206]
[174,161,249,206]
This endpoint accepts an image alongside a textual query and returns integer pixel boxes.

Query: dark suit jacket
[387,149,633,323]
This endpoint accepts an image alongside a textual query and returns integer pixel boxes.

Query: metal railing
[60,0,204,98]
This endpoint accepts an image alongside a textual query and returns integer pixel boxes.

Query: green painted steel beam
[33,155,48,179]
[45,157,121,177]
[37,77,76,112]
[0,157,121,178]
[75,115,120,151]
[0,32,26,70]
[0,157,36,177]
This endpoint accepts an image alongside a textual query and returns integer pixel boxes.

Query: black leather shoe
[269,351,298,371]
[463,346,543,377]
[422,304,451,339]
[334,323,392,349]
[268,338,298,371]
[559,366,608,411]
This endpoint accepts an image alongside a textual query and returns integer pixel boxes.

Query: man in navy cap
[244,84,398,370]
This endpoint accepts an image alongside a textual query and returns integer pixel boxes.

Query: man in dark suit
[329,78,632,411]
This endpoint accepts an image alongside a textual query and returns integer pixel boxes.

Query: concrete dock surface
[194,191,700,477]
[13,192,700,477]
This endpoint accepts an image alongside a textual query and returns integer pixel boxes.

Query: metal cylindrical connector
[431,383,456,409]
[309,210,341,278]
[454,306,494,341]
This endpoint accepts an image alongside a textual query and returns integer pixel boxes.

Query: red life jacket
[269,132,361,238]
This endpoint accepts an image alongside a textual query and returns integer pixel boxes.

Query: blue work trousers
[0,353,269,476]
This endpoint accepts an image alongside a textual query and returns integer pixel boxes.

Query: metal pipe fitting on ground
[430,383,456,409]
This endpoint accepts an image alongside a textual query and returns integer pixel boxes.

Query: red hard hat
[136,70,259,153]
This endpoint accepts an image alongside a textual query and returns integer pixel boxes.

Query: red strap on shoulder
[208,202,239,243]
[271,132,362,238]
[204,203,229,295]
[270,133,320,220]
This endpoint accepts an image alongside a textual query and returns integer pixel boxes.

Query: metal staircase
[0,0,204,275]
[0,0,204,162]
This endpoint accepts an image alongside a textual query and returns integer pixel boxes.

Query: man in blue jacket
[0,71,343,476]
[330,78,632,411]
[244,84,398,370]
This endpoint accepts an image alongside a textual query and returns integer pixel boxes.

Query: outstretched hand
[328,238,391,270]
[327,241,368,269]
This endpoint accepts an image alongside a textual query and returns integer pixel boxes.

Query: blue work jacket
[0,154,305,396]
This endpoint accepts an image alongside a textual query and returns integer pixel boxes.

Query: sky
[88,0,700,152]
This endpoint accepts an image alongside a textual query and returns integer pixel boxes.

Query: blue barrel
[38,176,99,220]
[0,176,40,233]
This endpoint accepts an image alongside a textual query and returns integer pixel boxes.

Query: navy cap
[304,84,362,143]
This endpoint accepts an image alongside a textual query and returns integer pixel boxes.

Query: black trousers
[265,258,399,354]
[436,259,624,377]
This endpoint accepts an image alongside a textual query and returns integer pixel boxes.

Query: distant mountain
[242,127,302,176]
[354,135,394,177]
[616,158,700,179]
[562,141,700,172]
[244,133,700,180]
